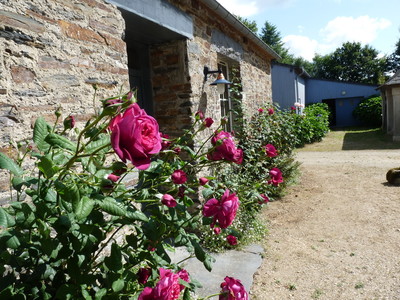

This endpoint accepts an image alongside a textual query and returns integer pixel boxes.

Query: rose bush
[0,91,251,299]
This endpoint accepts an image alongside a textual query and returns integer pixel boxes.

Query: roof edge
[201,0,281,60]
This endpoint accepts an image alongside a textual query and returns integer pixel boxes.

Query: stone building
[0,0,278,193]
[381,70,400,141]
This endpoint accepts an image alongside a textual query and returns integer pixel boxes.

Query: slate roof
[382,70,400,87]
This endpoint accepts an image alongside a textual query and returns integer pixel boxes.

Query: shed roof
[381,70,400,87]
[272,61,311,78]
[202,0,280,60]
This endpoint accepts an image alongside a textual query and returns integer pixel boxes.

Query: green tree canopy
[259,21,289,59]
[235,15,258,34]
[312,42,386,84]
[386,36,400,75]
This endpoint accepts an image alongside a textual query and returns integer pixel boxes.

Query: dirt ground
[251,130,400,300]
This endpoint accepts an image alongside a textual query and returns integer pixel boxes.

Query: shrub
[0,92,250,299]
[353,95,382,127]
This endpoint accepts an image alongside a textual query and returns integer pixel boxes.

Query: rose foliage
[0,92,249,299]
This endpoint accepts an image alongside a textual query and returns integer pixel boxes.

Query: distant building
[271,62,378,127]
[380,70,400,141]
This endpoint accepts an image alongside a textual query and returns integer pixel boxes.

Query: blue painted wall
[271,63,296,110]
[306,78,378,127]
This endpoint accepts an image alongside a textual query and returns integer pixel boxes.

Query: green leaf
[201,188,214,199]
[45,133,76,152]
[191,240,206,262]
[12,176,37,192]
[98,197,125,217]
[0,208,15,228]
[203,254,215,272]
[33,117,51,152]
[94,288,107,300]
[0,152,23,176]
[104,243,122,271]
[38,156,59,178]
[125,210,148,222]
[85,135,110,155]
[4,233,20,249]
[75,196,95,221]
[111,279,124,293]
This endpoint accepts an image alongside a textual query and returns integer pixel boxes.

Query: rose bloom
[203,117,214,128]
[195,110,204,120]
[199,177,209,186]
[63,115,75,129]
[219,276,248,300]
[107,173,120,182]
[264,144,278,157]
[213,227,221,235]
[203,189,239,229]
[110,103,161,170]
[137,267,152,284]
[268,167,283,186]
[259,194,270,204]
[207,131,243,164]
[177,269,190,291]
[268,108,274,115]
[161,133,172,150]
[226,235,237,246]
[258,108,264,113]
[162,194,177,208]
[171,169,187,184]
[138,268,184,300]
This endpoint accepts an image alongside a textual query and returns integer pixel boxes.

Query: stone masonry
[0,0,129,194]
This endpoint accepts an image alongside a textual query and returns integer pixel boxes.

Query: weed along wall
[0,0,129,199]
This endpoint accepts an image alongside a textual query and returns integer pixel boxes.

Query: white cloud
[283,15,391,61]
[216,0,294,17]
[320,16,391,46]
[282,35,321,61]
[216,0,259,17]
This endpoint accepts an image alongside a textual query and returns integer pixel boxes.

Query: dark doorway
[322,99,336,127]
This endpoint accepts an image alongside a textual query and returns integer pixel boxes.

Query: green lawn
[297,127,400,152]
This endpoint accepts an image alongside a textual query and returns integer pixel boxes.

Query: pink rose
[195,110,204,120]
[153,268,181,300]
[226,235,237,245]
[107,173,120,182]
[214,227,221,235]
[110,103,161,170]
[161,133,172,150]
[171,170,187,184]
[137,268,152,284]
[63,115,75,129]
[177,269,190,291]
[264,144,278,157]
[258,108,264,113]
[259,194,269,204]
[162,194,177,207]
[203,189,239,229]
[207,131,243,164]
[219,276,248,300]
[203,117,214,128]
[199,177,209,186]
[268,108,274,115]
[138,287,154,300]
[268,167,283,186]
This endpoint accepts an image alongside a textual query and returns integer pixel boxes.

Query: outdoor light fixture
[203,66,231,94]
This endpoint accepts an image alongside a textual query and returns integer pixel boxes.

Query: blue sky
[217,0,399,61]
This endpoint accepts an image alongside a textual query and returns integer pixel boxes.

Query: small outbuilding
[380,70,400,141]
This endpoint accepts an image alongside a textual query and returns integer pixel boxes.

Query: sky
[216,0,400,61]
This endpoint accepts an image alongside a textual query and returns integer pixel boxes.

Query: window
[217,61,242,133]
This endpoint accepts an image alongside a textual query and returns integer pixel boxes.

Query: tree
[235,15,258,34]
[386,37,400,75]
[312,42,386,84]
[259,21,289,59]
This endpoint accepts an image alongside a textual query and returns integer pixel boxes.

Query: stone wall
[0,0,129,194]
[166,0,273,123]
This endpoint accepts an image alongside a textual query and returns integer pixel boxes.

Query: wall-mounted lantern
[203,66,231,94]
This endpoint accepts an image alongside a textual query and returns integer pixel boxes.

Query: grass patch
[297,127,400,152]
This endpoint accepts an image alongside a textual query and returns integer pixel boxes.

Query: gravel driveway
[251,131,400,300]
